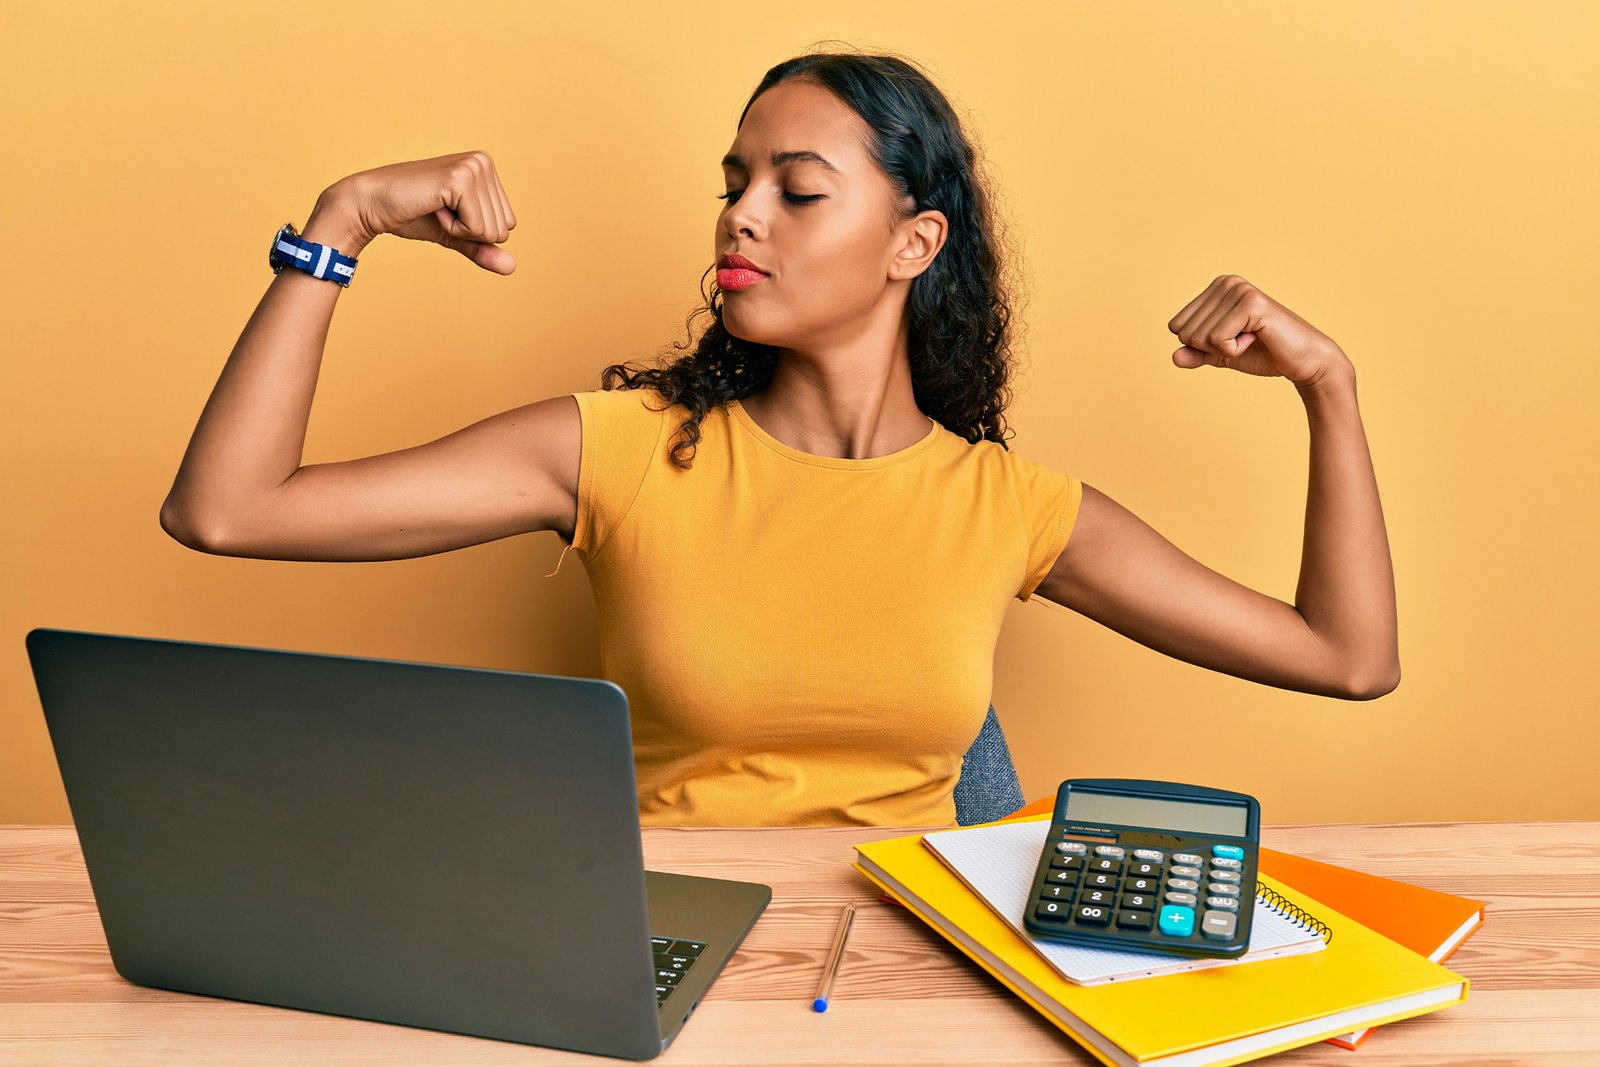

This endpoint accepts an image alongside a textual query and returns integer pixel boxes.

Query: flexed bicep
[1032,484,1362,699]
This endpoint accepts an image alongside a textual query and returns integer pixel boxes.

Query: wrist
[1293,351,1356,406]
[302,193,371,259]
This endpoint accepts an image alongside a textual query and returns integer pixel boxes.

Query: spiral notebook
[922,818,1328,986]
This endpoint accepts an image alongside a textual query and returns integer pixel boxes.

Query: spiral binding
[1256,883,1335,945]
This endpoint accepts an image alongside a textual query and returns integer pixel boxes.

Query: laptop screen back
[26,628,667,1059]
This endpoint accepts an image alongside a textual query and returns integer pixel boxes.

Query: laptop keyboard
[650,935,706,1006]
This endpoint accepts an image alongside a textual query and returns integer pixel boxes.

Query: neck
[741,355,930,460]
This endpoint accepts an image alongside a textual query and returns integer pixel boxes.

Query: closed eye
[717,190,824,206]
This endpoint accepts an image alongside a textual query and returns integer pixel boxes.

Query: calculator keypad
[1026,831,1256,957]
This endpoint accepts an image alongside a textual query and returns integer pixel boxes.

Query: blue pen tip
[812,997,828,1012]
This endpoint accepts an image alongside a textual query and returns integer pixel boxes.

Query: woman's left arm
[1034,275,1400,700]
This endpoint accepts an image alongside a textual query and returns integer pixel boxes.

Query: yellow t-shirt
[566,387,1082,828]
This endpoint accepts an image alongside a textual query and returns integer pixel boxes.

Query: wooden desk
[2,822,1596,1065]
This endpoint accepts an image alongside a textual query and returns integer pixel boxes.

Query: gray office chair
[953,704,1025,825]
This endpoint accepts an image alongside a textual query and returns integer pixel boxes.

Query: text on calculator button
[1034,900,1071,922]
[1075,904,1113,926]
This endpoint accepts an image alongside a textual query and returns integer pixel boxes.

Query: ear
[889,209,949,282]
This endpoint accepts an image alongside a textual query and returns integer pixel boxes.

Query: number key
[1035,900,1071,923]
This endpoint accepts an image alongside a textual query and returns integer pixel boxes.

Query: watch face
[269,222,296,272]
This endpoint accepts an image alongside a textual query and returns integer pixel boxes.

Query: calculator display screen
[1064,790,1248,836]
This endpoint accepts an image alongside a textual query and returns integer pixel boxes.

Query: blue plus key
[1158,905,1195,937]
[1212,844,1245,861]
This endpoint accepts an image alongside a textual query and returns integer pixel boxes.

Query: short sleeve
[570,388,669,560]
[1011,456,1084,603]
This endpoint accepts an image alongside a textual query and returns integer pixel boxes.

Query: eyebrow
[721,150,840,175]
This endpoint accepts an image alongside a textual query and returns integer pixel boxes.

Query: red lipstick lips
[717,252,768,292]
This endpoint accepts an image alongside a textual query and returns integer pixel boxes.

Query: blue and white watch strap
[270,222,358,286]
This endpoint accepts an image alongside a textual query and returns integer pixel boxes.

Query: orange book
[1003,796,1486,1049]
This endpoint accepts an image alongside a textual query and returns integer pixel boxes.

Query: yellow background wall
[5,2,1596,824]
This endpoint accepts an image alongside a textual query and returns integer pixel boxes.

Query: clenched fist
[1168,275,1348,387]
[314,150,518,275]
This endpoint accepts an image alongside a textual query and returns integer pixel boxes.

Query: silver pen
[812,901,858,1012]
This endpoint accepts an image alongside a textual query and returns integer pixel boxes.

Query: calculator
[1021,778,1261,959]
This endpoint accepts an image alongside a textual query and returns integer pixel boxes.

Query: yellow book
[853,823,1467,1067]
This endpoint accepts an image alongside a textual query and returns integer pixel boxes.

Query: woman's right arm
[159,152,581,562]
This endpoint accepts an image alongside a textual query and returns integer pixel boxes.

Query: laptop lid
[25,628,769,1060]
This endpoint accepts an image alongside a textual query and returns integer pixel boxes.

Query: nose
[721,193,766,242]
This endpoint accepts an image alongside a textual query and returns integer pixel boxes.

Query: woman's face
[714,78,944,352]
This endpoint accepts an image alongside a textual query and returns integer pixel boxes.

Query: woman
[161,51,1398,828]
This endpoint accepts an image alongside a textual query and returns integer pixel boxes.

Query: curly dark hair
[601,46,1026,469]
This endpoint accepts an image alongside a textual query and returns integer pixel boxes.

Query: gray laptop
[25,627,770,1060]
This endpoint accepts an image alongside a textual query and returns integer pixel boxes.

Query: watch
[269,221,359,286]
